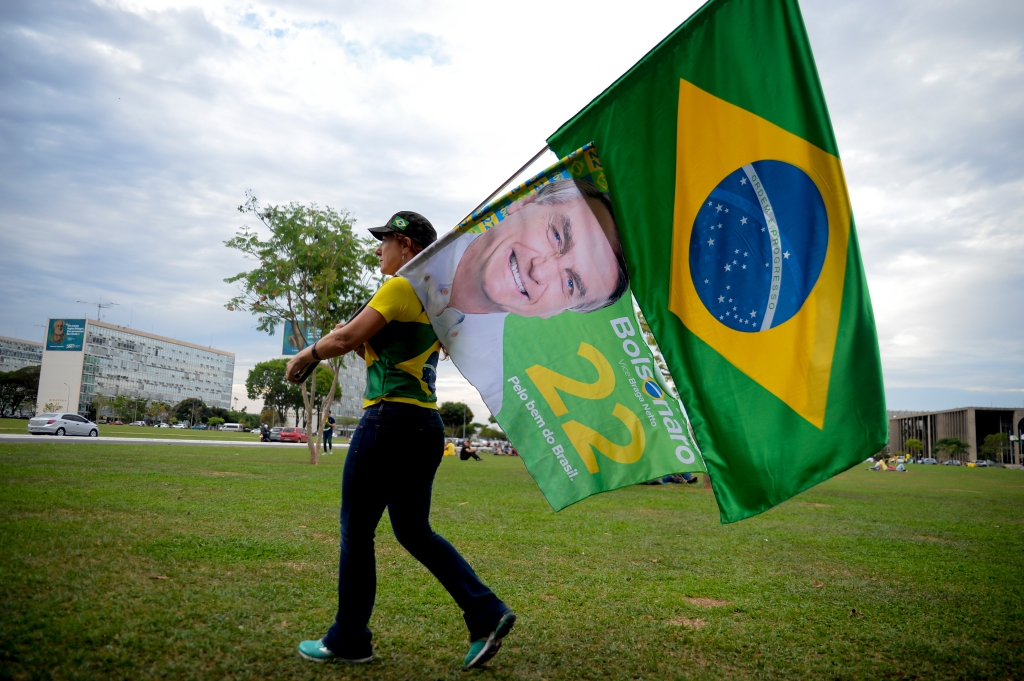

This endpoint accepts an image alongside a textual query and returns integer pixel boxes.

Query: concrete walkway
[0,434,348,448]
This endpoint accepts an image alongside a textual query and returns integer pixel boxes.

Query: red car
[278,427,307,443]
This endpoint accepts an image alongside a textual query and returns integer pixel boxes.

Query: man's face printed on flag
[452,192,620,319]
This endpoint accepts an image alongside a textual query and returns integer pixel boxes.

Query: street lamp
[63,382,71,412]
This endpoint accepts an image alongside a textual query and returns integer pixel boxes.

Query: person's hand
[285,352,313,383]
[333,320,347,332]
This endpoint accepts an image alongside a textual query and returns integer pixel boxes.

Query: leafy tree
[933,437,970,461]
[0,366,39,416]
[478,426,507,440]
[228,409,260,429]
[207,416,225,429]
[979,433,1009,462]
[174,398,209,426]
[225,193,378,464]
[904,439,924,457]
[246,359,302,425]
[147,401,173,424]
[439,402,473,438]
[111,395,148,422]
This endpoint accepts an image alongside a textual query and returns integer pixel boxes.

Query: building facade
[889,407,1024,465]
[0,336,43,373]
[331,358,367,419]
[37,318,234,415]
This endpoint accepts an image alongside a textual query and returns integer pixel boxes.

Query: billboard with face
[401,144,706,510]
[45,319,86,351]
[282,320,319,356]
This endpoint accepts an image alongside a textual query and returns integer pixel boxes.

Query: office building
[0,336,43,373]
[36,318,234,415]
[889,407,1024,465]
[332,359,367,419]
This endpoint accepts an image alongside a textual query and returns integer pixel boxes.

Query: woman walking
[286,211,515,669]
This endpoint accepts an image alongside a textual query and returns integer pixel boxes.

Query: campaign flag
[546,0,886,522]
[402,145,705,511]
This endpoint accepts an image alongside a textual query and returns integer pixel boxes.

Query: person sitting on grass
[460,440,483,462]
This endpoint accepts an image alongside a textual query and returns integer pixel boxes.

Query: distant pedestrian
[323,412,336,453]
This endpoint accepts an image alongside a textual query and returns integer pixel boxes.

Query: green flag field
[2,443,1022,679]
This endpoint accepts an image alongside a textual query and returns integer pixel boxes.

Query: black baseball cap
[368,211,437,248]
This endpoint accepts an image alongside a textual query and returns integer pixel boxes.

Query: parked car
[270,427,283,442]
[190,424,207,430]
[129,421,147,427]
[943,459,962,466]
[220,423,243,432]
[279,427,308,443]
[171,423,188,429]
[157,423,171,428]
[27,413,99,437]
[974,459,994,467]
[921,458,937,465]
[112,420,123,425]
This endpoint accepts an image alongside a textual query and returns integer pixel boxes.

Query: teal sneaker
[463,610,516,669]
[297,638,372,664]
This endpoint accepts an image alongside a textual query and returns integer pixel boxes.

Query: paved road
[0,434,348,449]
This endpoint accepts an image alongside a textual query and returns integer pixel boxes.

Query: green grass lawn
[1,444,1021,680]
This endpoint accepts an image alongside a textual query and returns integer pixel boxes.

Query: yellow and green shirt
[362,276,441,410]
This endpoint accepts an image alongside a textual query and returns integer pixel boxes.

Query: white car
[128,421,147,427]
[171,423,188,429]
[157,423,171,428]
[28,413,99,437]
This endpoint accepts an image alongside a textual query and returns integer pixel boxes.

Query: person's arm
[286,307,387,383]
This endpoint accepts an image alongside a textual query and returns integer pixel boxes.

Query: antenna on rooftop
[76,300,119,321]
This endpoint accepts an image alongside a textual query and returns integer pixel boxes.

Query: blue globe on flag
[689,160,828,333]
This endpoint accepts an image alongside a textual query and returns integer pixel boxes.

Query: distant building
[889,407,1024,465]
[0,335,43,373]
[37,318,234,416]
[332,359,367,419]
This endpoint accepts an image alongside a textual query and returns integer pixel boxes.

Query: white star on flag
[783,251,791,259]
[718,295,725,303]
[740,178,747,185]
[750,310,757,318]
[704,279,709,284]
[707,238,714,246]
[742,264,747,269]
[724,264,731,271]
[740,216,747,225]
[716,204,723,212]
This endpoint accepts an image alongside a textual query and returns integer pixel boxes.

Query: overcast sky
[1,0,1022,420]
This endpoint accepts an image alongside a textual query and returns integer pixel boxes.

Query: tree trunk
[314,358,341,460]
[300,371,319,465]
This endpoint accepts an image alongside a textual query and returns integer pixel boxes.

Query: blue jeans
[322,427,333,451]
[323,401,508,658]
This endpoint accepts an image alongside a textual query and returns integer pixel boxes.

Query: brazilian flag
[547,0,886,522]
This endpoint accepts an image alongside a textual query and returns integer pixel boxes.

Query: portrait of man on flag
[403,169,629,415]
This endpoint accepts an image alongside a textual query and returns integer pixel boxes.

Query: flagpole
[405,144,551,271]
[462,144,550,222]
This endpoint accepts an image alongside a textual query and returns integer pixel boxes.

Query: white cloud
[1,0,1021,417]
